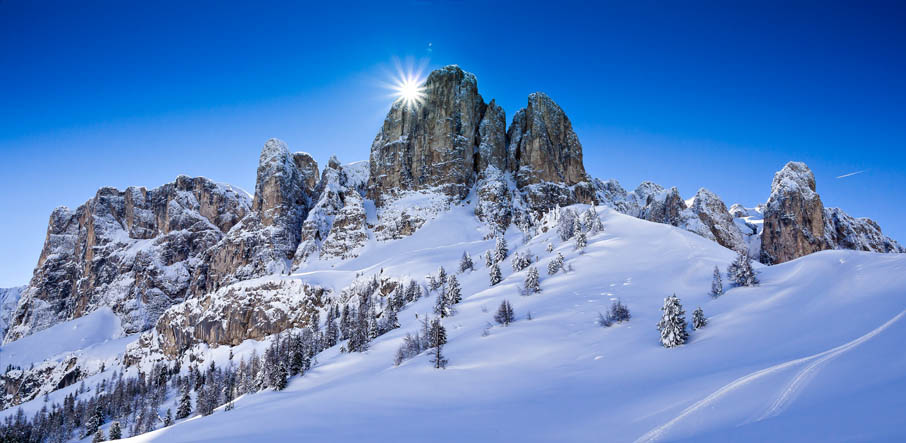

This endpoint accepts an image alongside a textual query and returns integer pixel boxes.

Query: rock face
[367,65,488,204]
[150,279,327,357]
[194,139,319,293]
[760,161,903,264]
[507,92,587,187]
[477,100,507,173]
[824,207,904,254]
[4,177,251,343]
[293,158,370,263]
[689,188,746,253]
[760,162,830,264]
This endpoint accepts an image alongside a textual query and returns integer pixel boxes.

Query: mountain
[1,65,903,442]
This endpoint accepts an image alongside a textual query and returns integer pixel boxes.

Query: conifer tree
[524,267,541,295]
[405,280,421,302]
[445,275,462,306]
[428,318,448,369]
[608,299,631,323]
[495,300,515,326]
[176,384,192,419]
[489,262,502,286]
[710,265,723,297]
[109,421,122,440]
[727,251,759,287]
[163,409,173,427]
[657,295,688,348]
[547,252,564,275]
[436,266,448,288]
[460,251,474,272]
[575,231,587,251]
[546,242,554,253]
[692,307,708,330]
[485,250,494,268]
[93,429,105,443]
[494,236,509,263]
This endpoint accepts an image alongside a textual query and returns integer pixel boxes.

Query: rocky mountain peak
[507,92,587,187]
[761,161,827,264]
[366,65,488,204]
[252,138,317,226]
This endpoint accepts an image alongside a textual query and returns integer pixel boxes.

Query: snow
[99,205,906,442]
[0,308,127,370]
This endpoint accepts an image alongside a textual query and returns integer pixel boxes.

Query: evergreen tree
[93,429,105,443]
[710,265,723,297]
[84,404,102,438]
[459,251,474,273]
[494,236,509,263]
[108,421,122,440]
[175,385,192,419]
[445,275,462,306]
[608,299,631,323]
[484,250,494,268]
[489,262,503,286]
[434,290,451,318]
[547,252,564,275]
[274,364,288,391]
[727,251,759,287]
[495,300,515,326]
[339,304,352,339]
[575,231,587,251]
[428,318,448,369]
[692,307,708,330]
[524,267,541,295]
[436,266,448,288]
[163,409,172,427]
[657,295,689,348]
[546,242,554,253]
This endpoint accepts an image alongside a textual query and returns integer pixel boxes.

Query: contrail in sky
[836,170,866,179]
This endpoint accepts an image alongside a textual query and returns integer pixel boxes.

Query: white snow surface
[106,204,906,442]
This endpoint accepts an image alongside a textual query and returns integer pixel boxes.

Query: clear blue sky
[1,1,904,286]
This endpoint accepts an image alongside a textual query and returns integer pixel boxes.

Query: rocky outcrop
[760,162,829,264]
[824,207,904,254]
[293,158,370,263]
[5,177,250,343]
[367,65,488,204]
[477,100,507,172]
[507,92,587,187]
[150,279,327,357]
[689,188,746,252]
[194,139,319,293]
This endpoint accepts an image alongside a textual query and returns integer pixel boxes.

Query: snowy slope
[112,206,906,442]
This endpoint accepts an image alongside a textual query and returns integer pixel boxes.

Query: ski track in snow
[634,308,906,443]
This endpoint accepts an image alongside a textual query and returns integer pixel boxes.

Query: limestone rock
[195,139,319,293]
[507,92,587,187]
[689,188,746,252]
[367,65,487,204]
[824,207,905,253]
[0,286,24,340]
[477,100,507,172]
[760,162,828,264]
[5,177,250,343]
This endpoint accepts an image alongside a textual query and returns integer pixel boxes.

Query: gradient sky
[1,1,904,286]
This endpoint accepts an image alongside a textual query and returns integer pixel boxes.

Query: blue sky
[1,1,904,286]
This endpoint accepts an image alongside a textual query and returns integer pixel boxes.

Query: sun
[393,74,425,109]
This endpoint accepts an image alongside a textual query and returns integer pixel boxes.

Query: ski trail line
[634,309,906,443]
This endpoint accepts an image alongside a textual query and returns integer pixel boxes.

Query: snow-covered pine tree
[512,251,532,272]
[710,265,723,297]
[434,290,450,318]
[575,231,587,251]
[445,275,462,307]
[597,311,613,327]
[459,251,474,273]
[494,236,509,263]
[274,364,288,391]
[339,305,352,340]
[558,209,576,241]
[405,280,422,302]
[485,250,494,268]
[728,250,759,287]
[437,266,448,288]
[428,318,448,369]
[608,299,631,323]
[367,306,380,340]
[92,429,105,443]
[109,421,122,440]
[176,384,192,419]
[547,252,564,275]
[657,295,689,348]
[546,242,554,253]
[382,305,400,332]
[495,300,515,326]
[489,262,503,286]
[163,408,173,426]
[524,267,541,295]
[587,207,605,234]
[692,307,708,330]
